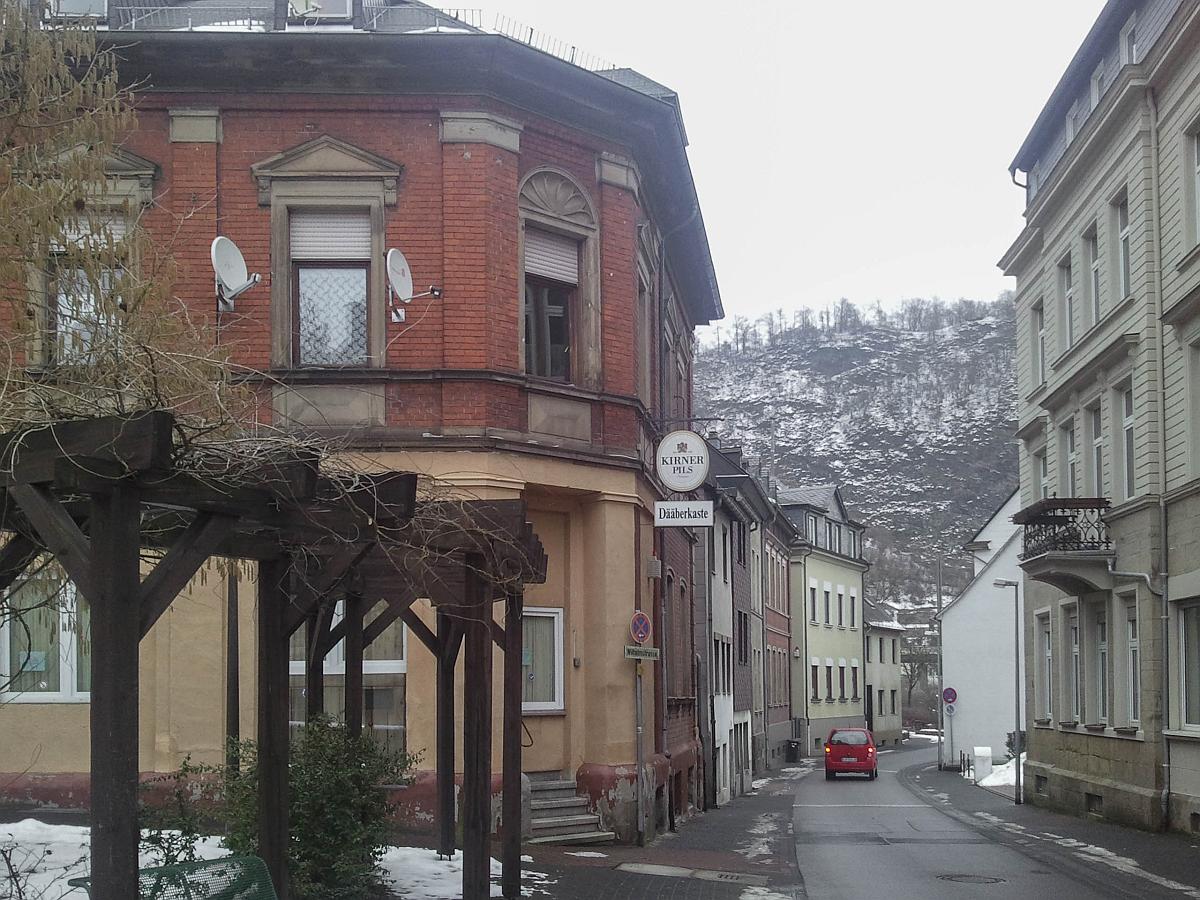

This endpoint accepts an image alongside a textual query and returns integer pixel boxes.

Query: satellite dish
[386,247,415,303]
[211,236,261,312]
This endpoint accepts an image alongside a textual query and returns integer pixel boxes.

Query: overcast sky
[492,0,1106,324]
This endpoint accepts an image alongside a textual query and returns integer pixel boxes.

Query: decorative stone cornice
[439,111,523,153]
[169,108,221,143]
[519,168,596,231]
[250,134,402,206]
[597,152,641,202]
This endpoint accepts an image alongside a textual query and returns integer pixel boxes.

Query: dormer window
[47,0,106,18]
[290,0,351,19]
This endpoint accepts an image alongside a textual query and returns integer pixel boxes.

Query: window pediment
[251,135,402,206]
[519,169,596,231]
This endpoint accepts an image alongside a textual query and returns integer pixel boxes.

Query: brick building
[0,3,721,844]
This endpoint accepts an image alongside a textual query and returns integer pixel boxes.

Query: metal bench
[67,855,277,899]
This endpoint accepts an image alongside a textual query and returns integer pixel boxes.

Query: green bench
[67,855,277,899]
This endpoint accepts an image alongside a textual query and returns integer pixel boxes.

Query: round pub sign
[656,430,710,493]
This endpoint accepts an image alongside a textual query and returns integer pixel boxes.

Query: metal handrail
[1017,497,1112,559]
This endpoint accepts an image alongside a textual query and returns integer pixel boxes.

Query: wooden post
[435,606,459,859]
[305,611,325,720]
[344,589,364,738]
[88,484,141,900]
[461,559,493,900]
[501,588,524,899]
[258,557,291,900]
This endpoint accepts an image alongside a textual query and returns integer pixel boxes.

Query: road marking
[793,803,927,808]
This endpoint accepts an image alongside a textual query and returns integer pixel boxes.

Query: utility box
[786,740,801,764]
[973,747,992,783]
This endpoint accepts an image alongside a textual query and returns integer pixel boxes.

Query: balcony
[1013,498,1115,594]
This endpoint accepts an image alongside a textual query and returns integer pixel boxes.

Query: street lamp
[994,578,1022,805]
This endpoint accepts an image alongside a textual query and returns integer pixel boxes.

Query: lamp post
[994,578,1022,805]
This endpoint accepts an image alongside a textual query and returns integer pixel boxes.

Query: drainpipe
[1147,86,1173,830]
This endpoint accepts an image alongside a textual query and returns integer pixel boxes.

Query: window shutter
[290,210,371,260]
[524,228,579,284]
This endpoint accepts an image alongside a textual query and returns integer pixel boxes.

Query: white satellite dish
[386,247,415,303]
[211,236,261,312]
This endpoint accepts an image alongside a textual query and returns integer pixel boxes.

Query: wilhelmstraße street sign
[654,500,713,527]
[624,644,661,661]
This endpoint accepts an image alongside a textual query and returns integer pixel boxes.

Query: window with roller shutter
[523,227,578,380]
[290,209,371,366]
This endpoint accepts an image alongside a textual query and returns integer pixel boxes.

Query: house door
[865,684,874,731]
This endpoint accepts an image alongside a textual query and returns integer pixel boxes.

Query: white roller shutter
[290,210,371,260]
[524,228,579,284]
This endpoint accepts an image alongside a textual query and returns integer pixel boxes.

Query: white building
[938,490,1025,765]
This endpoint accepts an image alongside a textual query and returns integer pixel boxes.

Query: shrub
[223,718,417,899]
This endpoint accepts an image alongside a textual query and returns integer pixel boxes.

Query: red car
[824,728,877,780]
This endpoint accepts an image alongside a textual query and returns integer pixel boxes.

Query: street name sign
[624,645,661,661]
[655,430,710,492]
[654,500,713,527]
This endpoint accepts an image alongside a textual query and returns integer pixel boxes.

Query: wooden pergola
[0,412,545,900]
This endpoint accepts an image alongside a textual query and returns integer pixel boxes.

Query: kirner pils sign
[655,429,710,493]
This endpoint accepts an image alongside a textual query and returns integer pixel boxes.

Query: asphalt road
[792,743,1200,900]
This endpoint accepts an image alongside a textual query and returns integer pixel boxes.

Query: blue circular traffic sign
[942,687,958,704]
[630,610,653,645]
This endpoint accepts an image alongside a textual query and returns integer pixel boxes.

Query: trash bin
[786,739,801,763]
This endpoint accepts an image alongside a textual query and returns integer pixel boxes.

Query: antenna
[211,236,261,312]
[385,247,442,323]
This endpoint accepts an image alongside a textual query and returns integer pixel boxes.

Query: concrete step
[527,830,617,846]
[528,779,578,793]
[531,796,590,812]
[530,814,603,837]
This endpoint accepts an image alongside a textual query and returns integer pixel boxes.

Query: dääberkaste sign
[655,430,710,492]
[654,500,714,527]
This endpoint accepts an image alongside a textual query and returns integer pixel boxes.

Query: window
[1120,16,1138,65]
[1061,418,1078,498]
[1115,197,1131,300]
[1096,610,1109,724]
[1,564,89,702]
[737,612,749,666]
[722,526,729,583]
[890,690,897,715]
[878,688,884,714]
[825,665,833,701]
[290,210,371,367]
[736,521,747,567]
[45,214,127,366]
[291,0,350,18]
[811,663,820,701]
[1127,604,1140,723]
[837,592,844,627]
[1039,615,1053,719]
[879,636,885,660]
[1090,64,1105,109]
[288,600,408,751]
[520,608,565,712]
[523,226,581,380]
[1085,225,1101,325]
[851,666,859,700]
[838,664,846,700]
[1121,385,1135,500]
[1089,405,1104,497]
[810,585,818,623]
[805,514,817,543]
[824,590,831,625]
[1035,449,1051,499]
[1059,254,1075,349]
[849,594,857,628]
[1033,300,1047,384]
[1070,614,1081,722]
[825,520,835,550]
[1183,604,1200,727]
[892,639,898,664]
[866,637,872,662]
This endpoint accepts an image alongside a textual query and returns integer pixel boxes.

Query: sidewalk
[520,764,814,899]
[898,758,1200,898]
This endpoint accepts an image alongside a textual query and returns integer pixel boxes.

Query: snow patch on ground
[0,820,556,900]
[751,778,771,790]
[739,887,796,900]
[564,850,608,858]
[736,812,784,860]
[979,753,1023,787]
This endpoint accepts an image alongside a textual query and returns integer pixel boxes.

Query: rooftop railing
[1012,497,1112,560]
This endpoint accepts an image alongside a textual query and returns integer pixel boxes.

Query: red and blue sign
[630,610,653,645]
[942,687,958,704]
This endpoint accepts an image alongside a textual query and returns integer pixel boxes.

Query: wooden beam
[225,571,241,770]
[257,557,291,900]
[0,533,39,595]
[0,411,173,476]
[501,589,523,899]
[305,607,332,719]
[139,513,238,638]
[343,589,365,739]
[87,483,141,900]
[436,607,458,859]
[283,542,373,637]
[395,603,437,656]
[9,484,96,601]
[461,557,493,900]
[490,619,504,650]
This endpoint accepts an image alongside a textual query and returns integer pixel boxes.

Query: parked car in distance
[824,728,877,780]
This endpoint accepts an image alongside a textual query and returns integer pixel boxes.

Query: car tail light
[824,744,831,753]
[867,747,875,755]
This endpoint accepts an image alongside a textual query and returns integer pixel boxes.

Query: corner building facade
[0,20,721,843]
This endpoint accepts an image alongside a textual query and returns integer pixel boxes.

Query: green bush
[223,718,418,900]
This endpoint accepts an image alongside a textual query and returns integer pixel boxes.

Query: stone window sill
[1164,729,1200,743]
[1058,720,1080,729]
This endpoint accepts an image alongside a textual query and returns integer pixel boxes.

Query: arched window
[518,169,599,388]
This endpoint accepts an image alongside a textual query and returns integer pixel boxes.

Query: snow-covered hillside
[694,300,1017,601]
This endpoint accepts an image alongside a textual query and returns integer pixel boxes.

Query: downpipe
[1147,86,1173,831]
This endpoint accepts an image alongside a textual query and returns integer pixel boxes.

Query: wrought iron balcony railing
[1013,497,1112,560]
